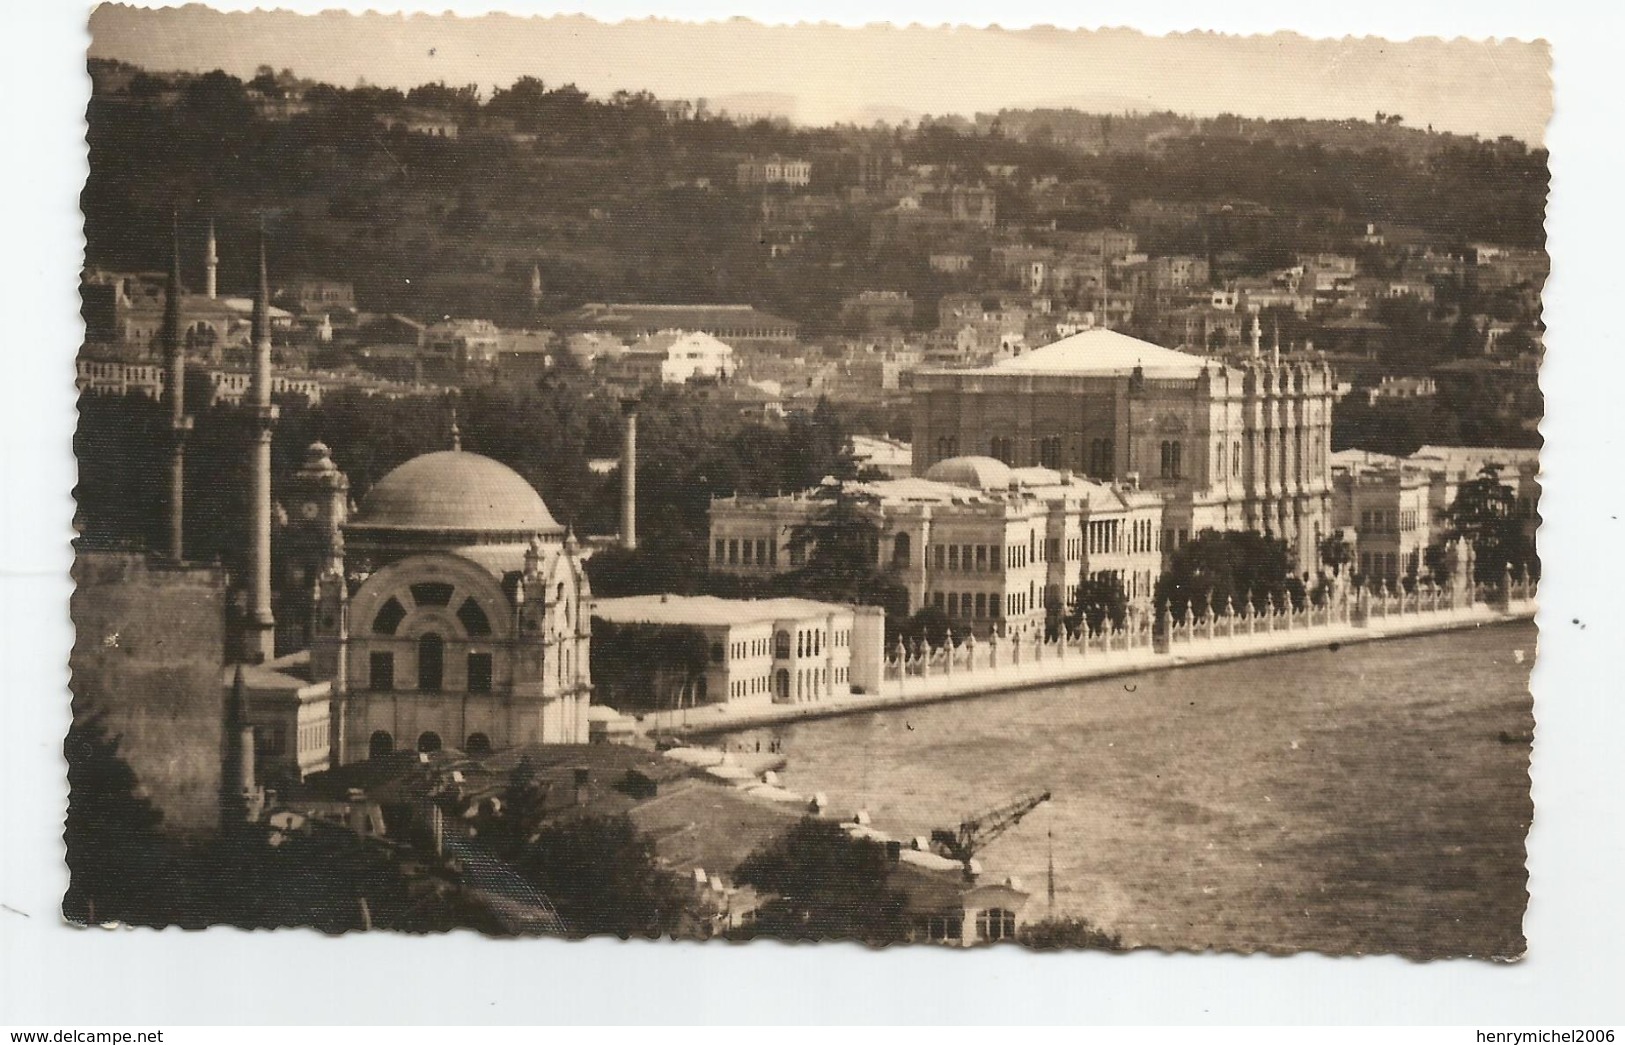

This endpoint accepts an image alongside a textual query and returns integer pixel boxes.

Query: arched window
[417,633,444,691]
[1159,441,1172,479]
[775,669,790,700]
[711,642,725,664]
[465,732,492,756]
[774,631,790,659]
[892,532,911,567]
[410,582,453,608]
[695,676,708,702]
[456,597,492,637]
[417,731,443,754]
[373,597,406,636]
[1100,439,1114,479]
[368,730,394,760]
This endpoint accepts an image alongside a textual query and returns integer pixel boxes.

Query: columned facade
[911,329,1335,575]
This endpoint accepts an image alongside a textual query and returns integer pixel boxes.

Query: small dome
[923,455,1014,491]
[350,451,561,537]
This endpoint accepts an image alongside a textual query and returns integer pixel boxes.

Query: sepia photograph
[62,5,1549,960]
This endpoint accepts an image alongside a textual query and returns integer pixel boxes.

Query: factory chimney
[620,398,639,551]
[244,217,278,663]
[204,218,218,300]
[162,211,192,562]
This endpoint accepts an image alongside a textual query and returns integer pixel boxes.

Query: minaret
[1250,314,1263,358]
[162,211,192,562]
[204,218,218,300]
[1271,318,1281,367]
[223,665,264,829]
[529,262,543,312]
[244,218,278,663]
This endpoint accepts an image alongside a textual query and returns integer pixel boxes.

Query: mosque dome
[348,450,562,538]
[923,455,1015,491]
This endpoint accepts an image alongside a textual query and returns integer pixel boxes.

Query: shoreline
[644,602,1537,739]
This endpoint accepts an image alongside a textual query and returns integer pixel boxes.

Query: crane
[930,788,1052,866]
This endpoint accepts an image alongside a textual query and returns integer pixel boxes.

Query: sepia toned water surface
[732,622,1536,957]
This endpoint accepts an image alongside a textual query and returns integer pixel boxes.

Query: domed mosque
[306,435,592,763]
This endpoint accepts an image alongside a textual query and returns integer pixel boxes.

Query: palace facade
[910,327,1336,573]
[708,458,1164,638]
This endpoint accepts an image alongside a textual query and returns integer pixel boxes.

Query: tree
[1155,529,1305,621]
[1065,575,1128,635]
[735,817,909,944]
[63,711,173,926]
[786,479,905,614]
[1017,916,1125,951]
[897,605,951,648]
[1319,530,1355,574]
[520,815,687,938]
[1438,464,1536,584]
[588,621,711,712]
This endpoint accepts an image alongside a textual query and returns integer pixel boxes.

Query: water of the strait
[724,621,1536,957]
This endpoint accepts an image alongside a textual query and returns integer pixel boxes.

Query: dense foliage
[86,60,1546,335]
[1438,465,1539,584]
[1154,530,1308,622]
[589,621,711,711]
[735,816,909,944]
[1065,575,1129,635]
[520,814,688,938]
[1016,915,1125,951]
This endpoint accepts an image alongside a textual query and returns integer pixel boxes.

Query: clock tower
[274,442,350,651]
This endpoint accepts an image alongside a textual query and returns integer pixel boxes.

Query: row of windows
[373,589,493,638]
[1163,528,1191,552]
[919,908,1018,943]
[717,537,779,567]
[368,641,493,693]
[1360,508,1421,533]
[1359,550,1423,581]
[932,544,996,572]
[926,590,1034,620]
[367,730,492,760]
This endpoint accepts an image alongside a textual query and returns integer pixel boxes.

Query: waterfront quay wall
[651,571,1537,738]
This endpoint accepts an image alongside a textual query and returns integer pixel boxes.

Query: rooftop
[348,450,562,538]
[964,329,1214,378]
[591,594,854,628]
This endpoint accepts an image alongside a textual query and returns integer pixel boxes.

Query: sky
[87,5,1551,142]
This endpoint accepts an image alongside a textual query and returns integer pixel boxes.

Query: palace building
[708,458,1164,639]
[909,326,1337,573]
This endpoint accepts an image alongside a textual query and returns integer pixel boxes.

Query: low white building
[590,595,887,709]
[599,330,736,388]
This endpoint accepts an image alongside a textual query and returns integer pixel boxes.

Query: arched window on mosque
[466,732,492,756]
[456,597,492,637]
[373,597,406,636]
[417,731,442,754]
[368,730,393,759]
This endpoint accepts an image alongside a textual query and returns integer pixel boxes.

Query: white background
[2,0,1620,1026]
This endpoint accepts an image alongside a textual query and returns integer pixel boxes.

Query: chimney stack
[162,211,192,562]
[620,398,639,551]
[244,216,278,663]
